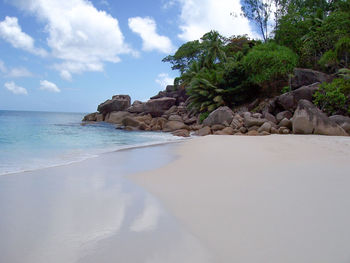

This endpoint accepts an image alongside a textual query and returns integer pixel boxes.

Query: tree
[241,0,274,41]
[162,40,204,74]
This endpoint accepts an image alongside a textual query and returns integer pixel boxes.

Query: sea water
[0,110,180,175]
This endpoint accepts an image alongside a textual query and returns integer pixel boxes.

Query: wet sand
[0,144,213,263]
[132,135,350,263]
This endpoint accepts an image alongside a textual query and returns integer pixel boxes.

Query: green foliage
[242,42,298,85]
[335,37,350,68]
[162,40,204,74]
[281,86,290,94]
[319,50,338,70]
[198,112,210,124]
[313,78,350,115]
[187,67,226,113]
[338,68,350,80]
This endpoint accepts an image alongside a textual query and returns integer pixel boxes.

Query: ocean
[0,110,180,175]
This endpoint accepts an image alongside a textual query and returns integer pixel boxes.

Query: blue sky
[0,0,254,112]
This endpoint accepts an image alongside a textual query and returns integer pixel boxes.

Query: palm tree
[201,31,227,68]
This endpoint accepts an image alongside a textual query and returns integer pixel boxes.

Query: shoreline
[0,135,187,177]
[131,134,350,263]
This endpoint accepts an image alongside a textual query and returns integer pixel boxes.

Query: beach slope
[132,135,350,263]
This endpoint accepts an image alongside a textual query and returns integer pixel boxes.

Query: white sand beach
[132,135,350,263]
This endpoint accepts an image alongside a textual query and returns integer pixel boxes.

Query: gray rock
[98,95,131,114]
[145,97,176,117]
[195,126,211,136]
[263,112,277,124]
[239,127,247,133]
[202,106,234,126]
[83,112,97,121]
[230,119,242,129]
[329,115,350,134]
[172,129,190,137]
[105,111,131,124]
[279,118,292,130]
[252,113,262,118]
[276,111,293,123]
[291,68,333,89]
[271,127,278,134]
[127,100,146,113]
[96,114,104,122]
[168,115,183,122]
[244,116,267,127]
[211,124,226,131]
[163,121,187,132]
[258,122,272,133]
[276,83,320,112]
[292,100,348,136]
[122,117,140,128]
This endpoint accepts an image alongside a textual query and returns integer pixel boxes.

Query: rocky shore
[83,68,350,137]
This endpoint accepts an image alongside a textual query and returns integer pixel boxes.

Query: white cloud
[0,16,47,56]
[0,60,6,73]
[12,0,136,80]
[0,59,33,78]
[156,73,174,88]
[4,81,28,95]
[39,80,60,93]
[128,17,174,54]
[7,67,33,78]
[173,0,255,41]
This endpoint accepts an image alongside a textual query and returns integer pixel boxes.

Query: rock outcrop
[292,100,348,136]
[202,106,234,127]
[329,115,350,134]
[151,85,189,105]
[97,95,131,114]
[276,83,320,112]
[291,68,333,90]
[144,97,176,117]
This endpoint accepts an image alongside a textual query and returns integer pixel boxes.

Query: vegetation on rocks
[162,0,350,117]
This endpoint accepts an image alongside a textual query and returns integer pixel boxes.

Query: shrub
[313,78,350,115]
[242,42,298,86]
[281,86,290,94]
[199,112,209,123]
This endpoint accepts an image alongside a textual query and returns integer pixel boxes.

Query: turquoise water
[0,110,179,175]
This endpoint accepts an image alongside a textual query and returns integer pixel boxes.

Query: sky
[0,0,256,112]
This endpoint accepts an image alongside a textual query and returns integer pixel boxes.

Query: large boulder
[145,97,176,117]
[127,100,146,113]
[163,121,188,132]
[195,126,211,136]
[151,85,189,105]
[329,115,350,134]
[291,68,333,89]
[202,106,234,126]
[276,83,320,112]
[105,111,131,124]
[292,100,348,136]
[83,112,97,121]
[244,115,267,128]
[97,95,131,114]
[122,116,140,128]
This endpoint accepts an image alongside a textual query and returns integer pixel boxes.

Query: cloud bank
[12,0,135,80]
[4,81,28,95]
[128,17,174,54]
[40,80,60,93]
[172,0,255,41]
[0,16,47,56]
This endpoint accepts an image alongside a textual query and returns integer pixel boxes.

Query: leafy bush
[242,42,298,86]
[281,86,290,94]
[313,78,350,115]
[199,112,210,123]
